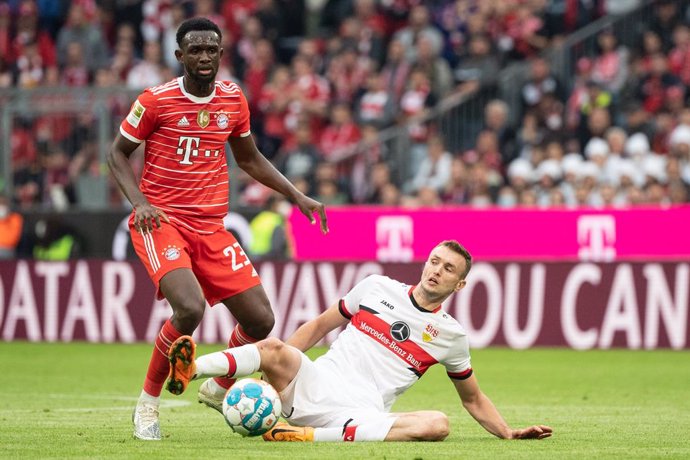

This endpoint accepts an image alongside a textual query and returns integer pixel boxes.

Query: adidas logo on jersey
[177,116,190,127]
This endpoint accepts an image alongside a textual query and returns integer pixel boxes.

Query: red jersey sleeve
[119,91,159,143]
[229,88,251,138]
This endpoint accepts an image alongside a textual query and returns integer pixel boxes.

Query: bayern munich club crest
[390,321,410,342]
[216,113,229,129]
[162,245,181,261]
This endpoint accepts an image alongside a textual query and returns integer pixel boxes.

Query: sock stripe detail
[223,352,237,378]
[343,425,357,442]
[235,326,258,344]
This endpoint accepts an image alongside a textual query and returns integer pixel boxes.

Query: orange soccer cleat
[262,422,315,442]
[166,335,197,395]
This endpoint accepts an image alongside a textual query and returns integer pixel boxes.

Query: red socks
[142,319,183,397]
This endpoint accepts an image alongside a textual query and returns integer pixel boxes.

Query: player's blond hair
[436,240,472,279]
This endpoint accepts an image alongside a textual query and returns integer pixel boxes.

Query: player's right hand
[133,202,170,233]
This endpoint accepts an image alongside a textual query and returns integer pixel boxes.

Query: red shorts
[129,217,262,306]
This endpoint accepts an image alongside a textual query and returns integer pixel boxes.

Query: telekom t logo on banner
[577,215,616,261]
[376,216,414,262]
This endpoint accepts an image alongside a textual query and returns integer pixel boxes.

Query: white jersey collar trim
[178,76,216,103]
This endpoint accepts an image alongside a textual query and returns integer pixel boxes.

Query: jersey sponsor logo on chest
[176,136,220,165]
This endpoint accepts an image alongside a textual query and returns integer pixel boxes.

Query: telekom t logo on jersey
[577,215,616,261]
[376,216,413,262]
[176,136,220,165]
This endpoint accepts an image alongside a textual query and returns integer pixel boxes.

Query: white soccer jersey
[317,275,472,412]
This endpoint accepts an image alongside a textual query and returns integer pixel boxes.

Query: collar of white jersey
[408,285,443,314]
[178,76,216,103]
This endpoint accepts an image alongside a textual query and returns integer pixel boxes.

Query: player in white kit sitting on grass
[166,240,553,442]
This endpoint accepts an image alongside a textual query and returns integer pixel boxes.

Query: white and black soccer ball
[222,378,282,437]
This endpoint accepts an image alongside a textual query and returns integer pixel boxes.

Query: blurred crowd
[3,0,690,213]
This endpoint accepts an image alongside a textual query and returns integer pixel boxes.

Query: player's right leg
[263,411,448,443]
[167,336,302,396]
[130,221,205,440]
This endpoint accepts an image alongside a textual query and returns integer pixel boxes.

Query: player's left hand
[510,425,553,440]
[294,194,328,234]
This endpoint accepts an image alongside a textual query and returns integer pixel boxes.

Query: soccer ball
[222,378,282,437]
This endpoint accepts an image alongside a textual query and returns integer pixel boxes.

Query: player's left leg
[189,230,275,411]
[167,336,302,396]
[381,411,449,441]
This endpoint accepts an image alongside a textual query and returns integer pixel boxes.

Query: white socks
[138,390,160,406]
[194,344,261,380]
[313,422,392,442]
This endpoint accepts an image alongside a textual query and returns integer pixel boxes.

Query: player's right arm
[286,275,382,351]
[286,302,348,352]
[107,94,169,233]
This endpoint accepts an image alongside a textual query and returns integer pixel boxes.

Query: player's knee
[256,337,287,367]
[241,309,275,339]
[424,412,449,441]
[171,295,205,332]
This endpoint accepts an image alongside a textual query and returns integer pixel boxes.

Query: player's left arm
[228,135,328,234]
[452,375,552,440]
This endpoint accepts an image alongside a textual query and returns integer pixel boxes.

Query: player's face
[419,246,467,298]
[177,31,222,84]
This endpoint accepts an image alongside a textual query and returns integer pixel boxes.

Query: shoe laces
[136,403,160,426]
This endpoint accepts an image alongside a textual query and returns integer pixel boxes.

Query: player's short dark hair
[176,17,222,48]
[437,240,472,279]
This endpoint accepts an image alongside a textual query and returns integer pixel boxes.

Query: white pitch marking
[0,394,192,414]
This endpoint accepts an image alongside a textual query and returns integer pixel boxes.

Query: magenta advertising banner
[0,260,688,349]
[288,206,690,262]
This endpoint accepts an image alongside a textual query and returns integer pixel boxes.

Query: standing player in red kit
[107,18,328,441]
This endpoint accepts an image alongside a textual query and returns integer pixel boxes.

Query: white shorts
[279,353,396,436]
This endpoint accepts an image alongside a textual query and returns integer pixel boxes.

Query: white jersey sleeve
[442,332,473,381]
[338,274,383,319]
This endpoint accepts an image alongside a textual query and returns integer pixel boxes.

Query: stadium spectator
[0,193,23,259]
[166,240,552,443]
[591,29,630,95]
[326,44,373,105]
[274,123,321,184]
[126,40,167,89]
[454,34,500,98]
[379,38,411,102]
[404,134,452,195]
[107,18,327,442]
[13,1,56,70]
[393,4,444,63]
[413,34,453,100]
[520,57,565,117]
[648,0,682,52]
[636,53,682,114]
[318,103,361,162]
[248,194,291,260]
[31,216,81,260]
[355,72,395,128]
[56,3,108,74]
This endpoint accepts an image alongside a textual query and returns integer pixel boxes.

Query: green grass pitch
[1,342,689,459]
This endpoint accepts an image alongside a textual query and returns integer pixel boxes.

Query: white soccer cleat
[198,378,225,414]
[132,401,161,441]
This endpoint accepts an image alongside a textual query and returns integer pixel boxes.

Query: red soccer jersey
[120,77,251,234]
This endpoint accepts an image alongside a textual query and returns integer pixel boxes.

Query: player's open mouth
[428,277,438,285]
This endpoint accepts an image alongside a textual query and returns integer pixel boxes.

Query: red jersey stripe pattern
[120,77,251,233]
